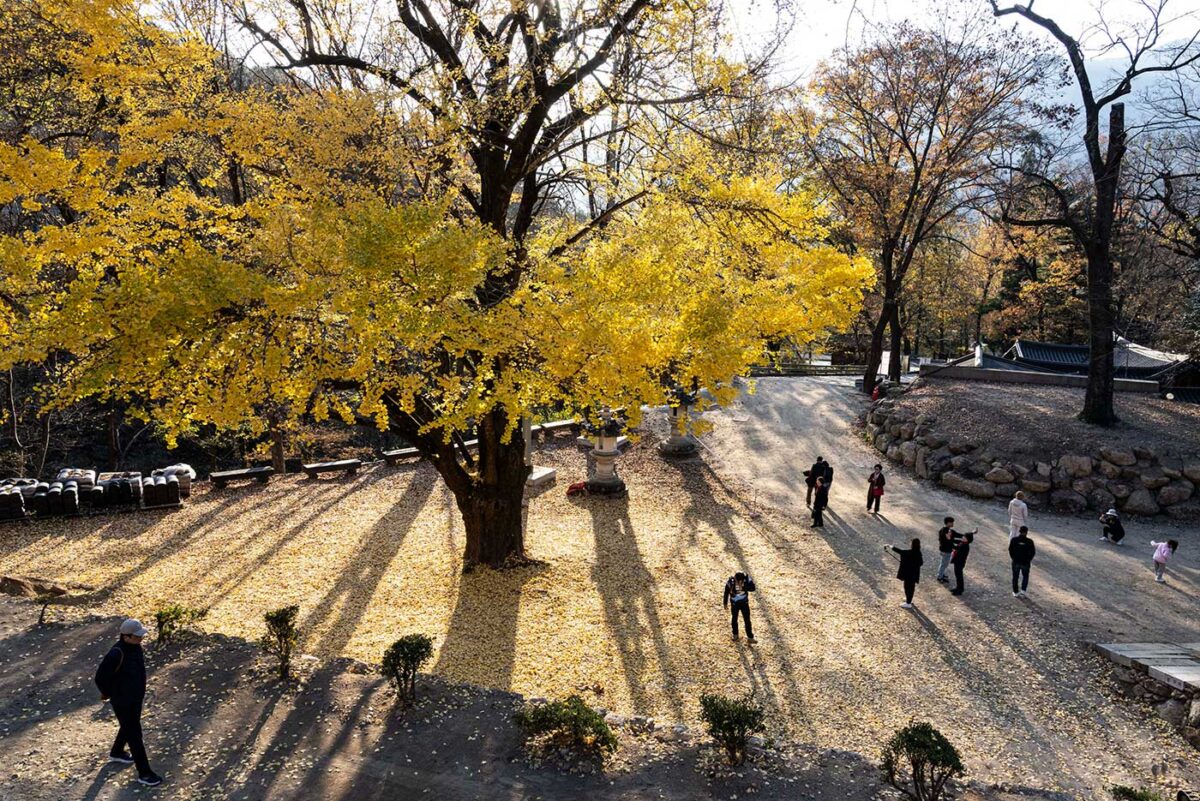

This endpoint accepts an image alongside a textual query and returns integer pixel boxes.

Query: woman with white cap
[1099,508,1126,545]
[95,618,162,786]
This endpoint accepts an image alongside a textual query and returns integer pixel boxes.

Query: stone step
[1147,664,1200,691]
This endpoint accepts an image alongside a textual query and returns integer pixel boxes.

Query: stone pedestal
[523,416,557,488]
[586,448,626,494]
[659,404,698,457]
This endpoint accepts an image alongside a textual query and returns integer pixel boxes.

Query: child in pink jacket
[1150,539,1179,583]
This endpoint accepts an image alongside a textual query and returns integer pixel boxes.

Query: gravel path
[0,376,1196,799]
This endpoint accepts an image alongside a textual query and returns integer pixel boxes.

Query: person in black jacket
[885,538,923,608]
[811,477,829,528]
[95,618,162,787]
[950,531,974,596]
[1009,526,1036,597]
[804,457,827,507]
[867,465,885,513]
[722,571,757,643]
[1099,508,1126,545]
[935,517,962,583]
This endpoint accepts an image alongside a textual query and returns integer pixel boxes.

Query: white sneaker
[1013,592,1020,597]
[1098,536,1108,542]
[900,602,914,609]
[1019,591,1028,598]
[1155,577,1166,583]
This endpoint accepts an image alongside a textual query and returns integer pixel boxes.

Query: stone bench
[381,447,422,466]
[302,459,362,479]
[532,419,579,442]
[211,467,274,489]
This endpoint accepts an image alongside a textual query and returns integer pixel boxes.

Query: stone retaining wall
[863,396,1200,520]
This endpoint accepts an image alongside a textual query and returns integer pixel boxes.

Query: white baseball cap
[119,618,148,637]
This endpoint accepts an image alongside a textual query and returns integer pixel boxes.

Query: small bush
[382,634,434,707]
[515,695,617,761]
[881,721,964,801]
[261,605,299,680]
[699,692,766,765]
[154,604,206,644]
[1111,787,1166,801]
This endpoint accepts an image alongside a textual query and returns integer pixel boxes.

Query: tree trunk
[887,304,903,381]
[107,408,121,471]
[861,309,890,395]
[1080,244,1118,425]
[453,408,530,569]
[1080,103,1124,427]
[270,426,286,475]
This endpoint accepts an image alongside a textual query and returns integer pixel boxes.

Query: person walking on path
[1009,526,1036,597]
[885,538,923,609]
[723,571,758,642]
[812,477,829,528]
[823,463,835,509]
[867,464,886,514]
[1150,539,1179,583]
[1099,509,1126,545]
[805,457,827,507]
[1007,492,1029,539]
[950,531,974,597]
[95,618,162,787]
[936,517,963,583]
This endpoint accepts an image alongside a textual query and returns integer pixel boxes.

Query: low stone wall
[1104,663,1200,751]
[863,396,1200,520]
[918,364,1160,393]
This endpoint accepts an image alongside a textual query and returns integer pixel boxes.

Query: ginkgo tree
[0,0,871,569]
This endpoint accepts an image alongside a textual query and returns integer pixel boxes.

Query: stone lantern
[583,412,627,495]
[659,386,699,457]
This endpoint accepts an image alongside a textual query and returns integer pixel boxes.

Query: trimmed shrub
[699,692,766,765]
[382,634,434,707]
[1110,787,1166,801]
[154,604,206,644]
[881,721,964,801]
[515,695,617,761]
[262,605,299,680]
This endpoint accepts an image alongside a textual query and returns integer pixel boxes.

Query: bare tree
[797,18,1049,392]
[990,0,1200,424]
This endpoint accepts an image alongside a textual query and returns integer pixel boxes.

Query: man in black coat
[804,457,827,507]
[722,571,758,643]
[950,531,974,596]
[1009,526,1036,597]
[95,618,162,786]
[811,477,829,527]
[886,538,923,608]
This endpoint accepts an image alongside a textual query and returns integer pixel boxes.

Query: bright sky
[729,0,1200,84]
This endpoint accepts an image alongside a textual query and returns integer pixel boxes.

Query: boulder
[0,576,69,598]
[1140,468,1171,490]
[948,439,975,455]
[1097,461,1122,479]
[1020,476,1053,493]
[985,467,1015,484]
[888,423,903,438]
[1183,463,1200,483]
[950,455,972,471]
[942,471,996,499]
[899,423,916,441]
[1156,698,1189,728]
[1098,447,1137,467]
[1059,454,1093,478]
[1122,488,1160,516]
[899,441,918,467]
[918,434,947,449]
[1011,463,1030,477]
[1189,698,1200,729]
[1109,482,1132,500]
[1036,462,1052,477]
[886,445,902,462]
[1051,468,1072,489]
[1071,479,1094,496]
[914,447,930,479]
[1089,488,1116,512]
[1164,501,1200,521]
[874,433,891,453]
[1133,446,1156,461]
[1157,480,1195,507]
[915,413,936,426]
[994,483,1019,498]
[1049,490,1088,514]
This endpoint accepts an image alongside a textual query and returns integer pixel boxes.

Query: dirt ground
[0,376,1198,799]
[896,379,1200,463]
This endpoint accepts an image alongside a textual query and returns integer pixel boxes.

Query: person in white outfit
[1007,491,1029,539]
